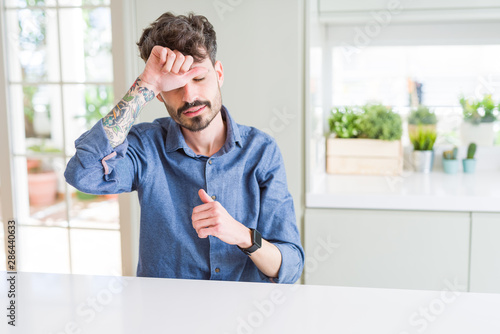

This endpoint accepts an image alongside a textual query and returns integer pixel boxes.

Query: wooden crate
[326,138,403,176]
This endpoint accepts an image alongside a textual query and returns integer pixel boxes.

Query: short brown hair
[137,12,217,65]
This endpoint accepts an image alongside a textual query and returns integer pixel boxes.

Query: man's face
[158,56,224,132]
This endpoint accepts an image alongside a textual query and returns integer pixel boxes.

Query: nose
[181,82,198,103]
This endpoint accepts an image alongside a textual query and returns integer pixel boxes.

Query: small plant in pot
[460,94,498,146]
[442,147,459,174]
[481,95,497,123]
[408,106,437,137]
[409,126,437,173]
[463,143,477,174]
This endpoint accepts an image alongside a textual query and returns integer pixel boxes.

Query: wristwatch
[238,228,262,256]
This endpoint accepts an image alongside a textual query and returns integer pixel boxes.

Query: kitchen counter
[2,271,500,333]
[307,171,500,212]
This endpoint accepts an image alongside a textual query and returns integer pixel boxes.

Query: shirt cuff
[74,119,128,170]
[257,242,303,284]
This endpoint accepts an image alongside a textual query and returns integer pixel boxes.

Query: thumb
[184,66,208,80]
[198,189,214,203]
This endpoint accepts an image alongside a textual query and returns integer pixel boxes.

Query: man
[65,12,304,284]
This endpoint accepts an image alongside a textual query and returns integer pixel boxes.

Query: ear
[156,93,164,102]
[214,60,224,88]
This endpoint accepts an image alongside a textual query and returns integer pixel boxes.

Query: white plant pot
[411,150,434,173]
[461,122,495,147]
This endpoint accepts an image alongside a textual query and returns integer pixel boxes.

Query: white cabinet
[318,0,500,23]
[470,213,500,293]
[319,0,500,13]
[305,209,470,291]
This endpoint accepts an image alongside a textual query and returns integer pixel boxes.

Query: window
[315,21,500,148]
[2,0,122,275]
[331,45,500,146]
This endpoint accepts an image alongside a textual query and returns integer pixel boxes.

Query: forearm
[248,239,282,279]
[103,77,157,147]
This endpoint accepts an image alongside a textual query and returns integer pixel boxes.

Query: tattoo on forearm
[102,78,155,147]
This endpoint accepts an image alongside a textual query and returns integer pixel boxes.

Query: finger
[198,189,214,204]
[179,55,194,74]
[184,66,209,81]
[163,49,176,73]
[151,46,169,65]
[150,45,164,60]
[192,202,215,214]
[192,207,216,223]
[170,50,185,74]
[198,226,219,239]
[159,47,168,64]
[192,217,216,233]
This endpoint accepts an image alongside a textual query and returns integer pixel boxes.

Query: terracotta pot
[26,159,41,171]
[28,171,58,206]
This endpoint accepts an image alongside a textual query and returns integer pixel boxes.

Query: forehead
[191,56,214,69]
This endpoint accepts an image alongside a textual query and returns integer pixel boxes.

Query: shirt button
[208,160,213,165]
[211,195,216,200]
[215,268,220,273]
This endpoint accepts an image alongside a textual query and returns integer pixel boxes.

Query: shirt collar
[164,105,242,157]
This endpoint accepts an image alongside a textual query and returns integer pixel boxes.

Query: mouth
[182,105,206,117]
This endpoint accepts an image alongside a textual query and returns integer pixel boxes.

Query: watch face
[238,229,262,255]
[252,229,262,248]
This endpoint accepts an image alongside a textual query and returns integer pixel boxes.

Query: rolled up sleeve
[256,140,304,284]
[64,120,149,195]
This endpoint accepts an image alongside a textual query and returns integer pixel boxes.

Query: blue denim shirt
[64,106,304,284]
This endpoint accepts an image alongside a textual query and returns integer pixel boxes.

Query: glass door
[2,0,122,275]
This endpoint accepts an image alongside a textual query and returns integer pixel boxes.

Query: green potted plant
[482,95,497,123]
[326,104,403,176]
[462,143,477,174]
[442,147,459,174]
[328,107,361,139]
[358,104,403,141]
[409,126,437,173]
[460,94,498,147]
[408,106,437,137]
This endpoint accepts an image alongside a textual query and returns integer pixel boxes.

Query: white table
[1,271,500,333]
[307,171,500,212]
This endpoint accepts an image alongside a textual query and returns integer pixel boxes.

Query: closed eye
[193,77,205,82]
